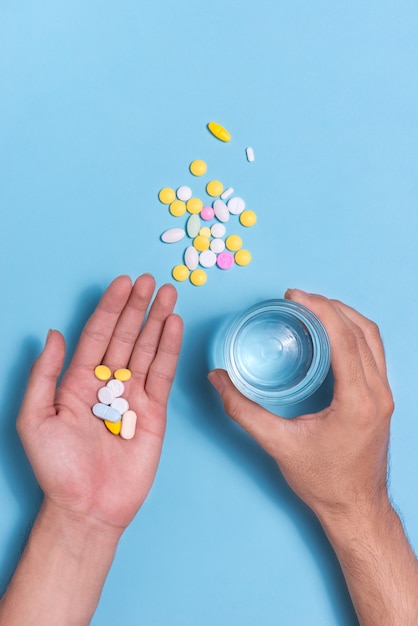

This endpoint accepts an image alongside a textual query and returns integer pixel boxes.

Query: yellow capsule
[189,159,207,176]
[193,235,210,252]
[240,210,257,227]
[206,180,224,197]
[207,121,231,142]
[105,419,121,435]
[190,269,207,286]
[186,197,203,214]
[199,226,211,237]
[158,187,176,204]
[169,200,187,217]
[225,235,243,252]
[172,264,189,282]
[94,365,112,381]
[114,368,132,382]
[235,249,252,266]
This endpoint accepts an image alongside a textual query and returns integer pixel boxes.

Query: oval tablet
[227,197,245,215]
[184,246,199,270]
[213,199,230,223]
[121,410,137,440]
[114,368,132,382]
[92,403,121,423]
[176,186,192,201]
[186,214,201,238]
[161,228,186,243]
[98,386,115,405]
[107,379,125,397]
[207,121,231,142]
[94,365,112,381]
[111,397,129,414]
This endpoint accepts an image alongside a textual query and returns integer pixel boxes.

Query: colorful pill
[111,397,129,414]
[207,122,231,142]
[105,419,122,435]
[161,228,186,243]
[225,235,243,252]
[120,410,137,440]
[184,246,199,270]
[94,365,112,381]
[169,200,187,217]
[235,249,252,266]
[189,159,207,176]
[186,214,201,238]
[172,264,190,281]
[186,197,203,214]
[114,368,132,382]
[206,180,224,197]
[107,379,125,397]
[201,206,215,221]
[246,147,255,162]
[240,210,257,227]
[92,403,121,423]
[193,235,210,252]
[199,226,211,238]
[176,186,192,201]
[190,269,207,286]
[227,197,245,215]
[216,251,235,270]
[213,199,230,223]
[98,386,115,405]
[158,187,176,204]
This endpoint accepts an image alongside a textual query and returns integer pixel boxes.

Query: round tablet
[98,386,115,405]
[210,238,225,253]
[94,365,112,381]
[158,187,176,204]
[216,251,234,270]
[240,210,257,227]
[190,269,207,286]
[211,223,226,238]
[225,235,242,252]
[107,379,125,397]
[111,397,129,414]
[114,368,132,382]
[199,226,211,238]
[169,200,186,217]
[199,250,217,268]
[176,186,192,201]
[189,160,207,176]
[193,235,210,252]
[206,180,224,197]
[172,264,190,282]
[235,249,252,266]
[201,206,215,221]
[227,197,245,215]
[186,197,203,214]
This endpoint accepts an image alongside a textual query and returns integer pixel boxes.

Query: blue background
[1,2,418,624]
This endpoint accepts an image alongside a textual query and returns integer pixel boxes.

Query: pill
[190,269,207,286]
[172,264,190,281]
[240,210,257,227]
[246,146,255,162]
[199,250,217,268]
[201,206,215,221]
[193,235,210,252]
[184,246,199,270]
[225,235,243,252]
[216,251,235,270]
[207,121,231,142]
[158,188,176,204]
[206,180,224,197]
[114,368,132,382]
[186,214,201,238]
[211,223,226,238]
[220,187,234,200]
[186,197,203,214]
[199,226,211,238]
[120,410,137,440]
[227,197,245,215]
[210,238,225,253]
[107,379,125,397]
[169,200,186,217]
[189,159,207,176]
[176,186,192,201]
[92,403,121,423]
[98,386,115,405]
[105,419,121,435]
[235,249,252,266]
[111,397,129,414]
[213,199,230,223]
[94,365,112,381]
[161,228,186,243]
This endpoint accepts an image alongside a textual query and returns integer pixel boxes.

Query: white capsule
[199,250,217,268]
[111,397,129,414]
[176,185,192,201]
[246,146,255,162]
[220,187,234,200]
[210,238,225,253]
[213,199,230,223]
[161,228,185,243]
[211,223,226,238]
[106,379,125,398]
[186,214,201,238]
[120,410,137,440]
[184,246,199,270]
[98,386,115,405]
[227,197,245,215]
[92,403,121,423]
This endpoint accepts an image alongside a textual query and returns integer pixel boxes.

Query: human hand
[17,274,183,535]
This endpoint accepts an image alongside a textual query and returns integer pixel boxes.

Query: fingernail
[286,288,309,298]
[208,370,225,393]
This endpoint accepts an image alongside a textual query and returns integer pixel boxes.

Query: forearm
[318,499,418,626]
[0,500,121,626]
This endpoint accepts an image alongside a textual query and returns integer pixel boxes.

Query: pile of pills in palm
[92,365,137,439]
[159,122,257,287]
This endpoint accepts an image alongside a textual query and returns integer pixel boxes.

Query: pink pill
[201,206,215,221]
[216,251,235,270]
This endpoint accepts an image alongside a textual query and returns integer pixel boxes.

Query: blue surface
[1,2,418,624]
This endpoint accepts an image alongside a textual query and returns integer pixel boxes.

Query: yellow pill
[193,235,210,252]
[172,264,190,282]
[186,197,203,214]
[235,249,252,266]
[199,226,211,237]
[240,210,257,227]
[158,187,176,204]
[114,368,132,382]
[189,159,207,176]
[225,235,243,252]
[169,200,187,217]
[105,419,121,435]
[190,269,207,286]
[207,121,231,142]
[94,365,112,381]
[206,180,224,197]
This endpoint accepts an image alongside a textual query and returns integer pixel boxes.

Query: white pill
[227,197,245,215]
[220,187,234,200]
[213,199,230,223]
[184,246,199,270]
[98,386,115,405]
[106,379,125,397]
[246,146,255,162]
[211,223,226,238]
[177,185,192,201]
[161,228,185,243]
[210,238,225,253]
[199,250,217,268]
[120,410,137,440]
[111,397,129,414]
[92,403,121,423]
[186,214,201,238]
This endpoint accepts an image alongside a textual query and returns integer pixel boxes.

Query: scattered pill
[105,419,122,435]
[98,386,115,405]
[169,200,187,217]
[189,159,207,176]
[107,379,125,397]
[186,197,203,214]
[227,197,245,215]
[161,228,186,243]
[206,180,224,197]
[213,199,230,223]
[190,269,207,286]
[94,365,112,381]
[176,186,192,201]
[186,214,201,238]
[92,403,121,423]
[172,264,190,281]
[225,234,243,252]
[220,187,234,200]
[193,235,210,252]
[216,251,235,270]
[199,250,217,268]
[199,226,211,238]
[246,147,255,162]
[120,410,137,440]
[158,187,176,204]
[184,246,199,270]
[111,397,130,414]
[240,210,257,227]
[210,238,225,253]
[235,249,252,266]
[207,121,231,142]
[201,206,215,221]
[211,223,226,238]
[114,368,132,382]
